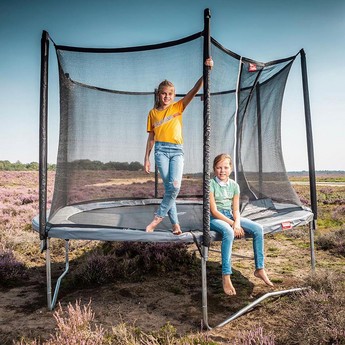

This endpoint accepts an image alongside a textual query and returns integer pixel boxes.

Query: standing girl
[144,58,214,234]
[210,153,273,295]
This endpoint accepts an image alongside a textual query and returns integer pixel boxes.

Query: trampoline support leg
[46,238,52,310]
[46,239,70,310]
[201,245,211,330]
[309,220,316,271]
[212,287,307,328]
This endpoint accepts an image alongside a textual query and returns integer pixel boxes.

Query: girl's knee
[256,224,264,235]
[252,224,264,238]
[223,226,234,241]
[169,181,181,198]
[173,179,181,189]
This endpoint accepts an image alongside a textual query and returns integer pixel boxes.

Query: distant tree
[0,160,143,171]
[66,160,143,171]
[0,160,56,171]
[26,162,39,170]
[128,161,143,171]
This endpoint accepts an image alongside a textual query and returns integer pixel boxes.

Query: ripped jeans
[154,141,184,225]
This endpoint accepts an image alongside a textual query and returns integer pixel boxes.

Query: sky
[0,0,344,171]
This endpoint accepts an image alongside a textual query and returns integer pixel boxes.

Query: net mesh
[49,33,301,221]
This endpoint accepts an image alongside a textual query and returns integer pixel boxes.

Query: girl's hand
[233,225,245,238]
[144,159,151,174]
[205,57,214,69]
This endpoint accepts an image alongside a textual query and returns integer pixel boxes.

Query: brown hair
[154,80,175,108]
[213,153,232,171]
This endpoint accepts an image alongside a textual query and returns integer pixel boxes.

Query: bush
[277,271,345,345]
[315,228,345,256]
[0,248,28,287]
[235,326,276,345]
[16,300,104,345]
[67,242,198,289]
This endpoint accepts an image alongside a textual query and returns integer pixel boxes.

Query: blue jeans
[210,209,264,275]
[154,141,184,225]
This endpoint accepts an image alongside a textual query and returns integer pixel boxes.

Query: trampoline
[32,198,313,242]
[34,9,317,328]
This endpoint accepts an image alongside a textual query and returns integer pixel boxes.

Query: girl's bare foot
[146,216,163,232]
[223,275,236,295]
[254,269,274,287]
[172,224,182,235]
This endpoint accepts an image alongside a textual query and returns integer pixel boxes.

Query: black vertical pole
[154,89,159,198]
[203,8,211,248]
[39,31,49,245]
[201,8,212,330]
[300,49,317,222]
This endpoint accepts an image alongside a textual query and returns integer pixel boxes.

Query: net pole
[202,8,211,248]
[39,30,49,248]
[154,89,159,198]
[300,49,317,271]
[300,50,317,222]
[256,84,263,198]
[201,7,211,330]
[234,61,243,183]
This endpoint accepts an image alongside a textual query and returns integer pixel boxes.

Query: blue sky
[0,0,344,171]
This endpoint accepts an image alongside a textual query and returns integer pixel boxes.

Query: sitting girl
[210,153,274,295]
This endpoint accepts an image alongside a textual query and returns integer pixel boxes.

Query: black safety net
[49,32,302,223]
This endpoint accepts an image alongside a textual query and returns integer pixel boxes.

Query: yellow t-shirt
[146,99,185,144]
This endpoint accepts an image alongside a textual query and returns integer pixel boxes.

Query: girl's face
[158,86,175,108]
[214,158,232,182]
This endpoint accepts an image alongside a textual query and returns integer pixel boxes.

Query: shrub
[315,228,345,256]
[234,326,276,345]
[45,300,105,345]
[68,242,198,289]
[16,300,105,345]
[332,205,345,222]
[111,241,198,274]
[277,271,345,345]
[0,248,28,287]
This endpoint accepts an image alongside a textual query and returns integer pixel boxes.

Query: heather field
[0,170,345,344]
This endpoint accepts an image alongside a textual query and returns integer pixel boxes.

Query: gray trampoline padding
[32,198,313,242]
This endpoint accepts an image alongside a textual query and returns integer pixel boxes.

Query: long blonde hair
[154,80,175,108]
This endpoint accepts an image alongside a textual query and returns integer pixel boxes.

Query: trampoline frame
[38,8,317,329]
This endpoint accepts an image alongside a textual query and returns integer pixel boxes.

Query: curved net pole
[300,49,317,270]
[201,7,212,330]
[256,83,264,198]
[39,30,49,250]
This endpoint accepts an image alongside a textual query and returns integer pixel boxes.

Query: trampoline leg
[47,239,70,310]
[201,245,211,330]
[46,238,52,310]
[213,287,307,328]
[309,220,316,271]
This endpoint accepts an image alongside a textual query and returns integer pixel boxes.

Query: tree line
[0,161,56,171]
[0,160,143,171]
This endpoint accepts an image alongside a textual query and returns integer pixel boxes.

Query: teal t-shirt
[210,177,240,210]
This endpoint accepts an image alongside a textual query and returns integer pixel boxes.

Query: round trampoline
[35,8,317,327]
[32,198,313,242]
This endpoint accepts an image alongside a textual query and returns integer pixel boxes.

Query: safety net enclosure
[34,28,315,243]
[35,9,317,323]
